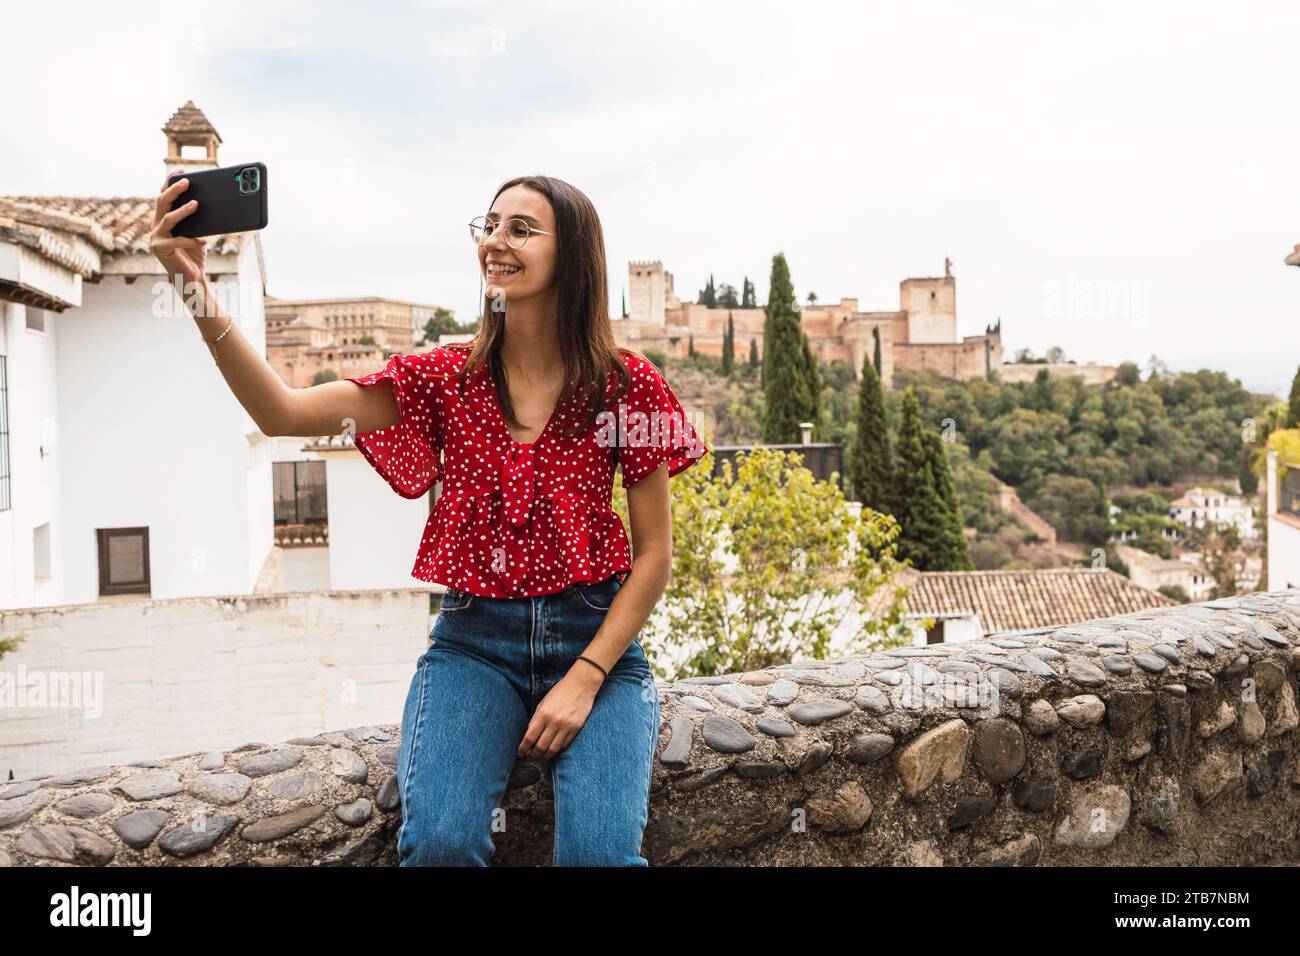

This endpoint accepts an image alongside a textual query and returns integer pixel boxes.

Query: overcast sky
[6,0,1299,394]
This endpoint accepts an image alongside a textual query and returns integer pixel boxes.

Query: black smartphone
[166,161,268,238]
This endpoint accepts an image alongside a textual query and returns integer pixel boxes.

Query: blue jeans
[395,574,660,866]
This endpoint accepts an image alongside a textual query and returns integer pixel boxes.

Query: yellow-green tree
[617,445,910,678]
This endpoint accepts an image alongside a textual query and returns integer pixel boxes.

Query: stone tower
[899,275,957,344]
[628,259,670,328]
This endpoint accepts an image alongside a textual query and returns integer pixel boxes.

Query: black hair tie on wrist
[577,655,608,679]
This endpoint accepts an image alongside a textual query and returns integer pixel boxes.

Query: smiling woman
[339,174,709,868]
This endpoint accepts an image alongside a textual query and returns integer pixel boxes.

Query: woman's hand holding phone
[150,167,209,301]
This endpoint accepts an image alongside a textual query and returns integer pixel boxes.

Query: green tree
[848,353,892,510]
[1027,474,1110,546]
[417,307,475,346]
[1238,446,1259,495]
[749,337,759,369]
[721,311,735,377]
[801,335,822,439]
[741,277,756,308]
[762,253,815,443]
[890,388,957,570]
[699,274,717,307]
[620,446,910,676]
[1287,365,1300,428]
[922,430,974,569]
[312,369,339,385]
[873,326,882,376]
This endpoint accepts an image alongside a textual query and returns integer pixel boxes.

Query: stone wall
[3,591,1299,866]
[997,362,1120,387]
[0,588,427,778]
[894,334,1001,383]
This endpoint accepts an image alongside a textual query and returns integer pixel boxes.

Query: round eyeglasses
[468,216,554,249]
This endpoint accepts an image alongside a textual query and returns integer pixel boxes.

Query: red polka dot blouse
[344,344,710,598]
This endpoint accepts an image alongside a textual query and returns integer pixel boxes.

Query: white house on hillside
[1168,486,1256,540]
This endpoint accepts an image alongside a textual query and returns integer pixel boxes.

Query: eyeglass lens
[471,217,532,248]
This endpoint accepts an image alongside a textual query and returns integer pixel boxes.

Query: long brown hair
[446,175,636,439]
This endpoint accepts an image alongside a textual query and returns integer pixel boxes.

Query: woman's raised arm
[149,166,400,439]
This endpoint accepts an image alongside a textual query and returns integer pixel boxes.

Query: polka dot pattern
[344,345,709,598]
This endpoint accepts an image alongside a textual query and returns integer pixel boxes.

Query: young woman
[150,171,708,866]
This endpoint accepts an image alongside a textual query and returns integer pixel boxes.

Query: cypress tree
[742,277,756,308]
[922,430,973,570]
[749,337,759,369]
[762,300,774,385]
[689,334,695,356]
[699,274,717,307]
[801,334,821,438]
[763,253,813,443]
[890,388,950,570]
[873,326,882,376]
[1287,365,1300,428]
[721,311,735,376]
[849,352,892,509]
[891,389,940,567]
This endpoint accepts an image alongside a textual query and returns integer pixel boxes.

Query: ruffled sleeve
[344,352,444,499]
[617,355,710,489]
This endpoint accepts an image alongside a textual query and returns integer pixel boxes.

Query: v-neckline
[487,367,564,447]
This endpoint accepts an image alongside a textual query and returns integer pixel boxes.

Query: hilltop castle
[611,259,1003,387]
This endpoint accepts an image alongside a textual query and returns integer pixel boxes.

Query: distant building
[1115,544,1213,600]
[1168,486,1256,541]
[613,258,1003,387]
[900,567,1175,643]
[265,296,442,387]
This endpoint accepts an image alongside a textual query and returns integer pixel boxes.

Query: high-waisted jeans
[395,573,660,866]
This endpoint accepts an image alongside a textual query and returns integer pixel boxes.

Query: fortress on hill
[611,258,1003,387]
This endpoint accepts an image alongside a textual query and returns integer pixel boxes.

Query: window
[272,461,327,525]
[925,619,946,644]
[26,307,46,332]
[96,527,150,595]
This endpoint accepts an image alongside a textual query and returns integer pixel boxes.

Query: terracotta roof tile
[901,568,1175,634]
[0,195,242,257]
[162,100,222,140]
